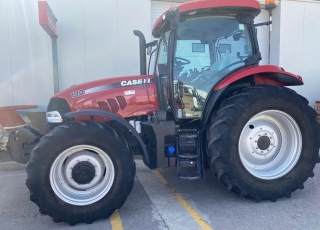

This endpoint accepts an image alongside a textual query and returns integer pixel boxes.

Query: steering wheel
[201,66,211,72]
[175,57,191,66]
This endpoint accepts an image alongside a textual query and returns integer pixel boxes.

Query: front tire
[26,121,135,225]
[207,85,319,201]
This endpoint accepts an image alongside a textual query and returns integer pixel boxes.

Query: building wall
[0,0,53,109]
[47,0,152,92]
[0,0,151,109]
[273,0,320,107]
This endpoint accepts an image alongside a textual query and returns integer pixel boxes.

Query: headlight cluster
[47,111,63,123]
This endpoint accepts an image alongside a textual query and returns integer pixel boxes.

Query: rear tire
[26,121,135,225]
[207,85,319,201]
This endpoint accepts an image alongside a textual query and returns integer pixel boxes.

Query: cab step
[176,129,204,180]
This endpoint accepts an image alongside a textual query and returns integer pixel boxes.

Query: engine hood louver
[98,96,127,114]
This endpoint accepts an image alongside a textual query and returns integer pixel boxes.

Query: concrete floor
[0,158,320,230]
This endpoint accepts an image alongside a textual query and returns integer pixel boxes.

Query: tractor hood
[50,75,159,118]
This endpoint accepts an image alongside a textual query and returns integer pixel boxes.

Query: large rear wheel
[207,85,319,201]
[26,121,135,225]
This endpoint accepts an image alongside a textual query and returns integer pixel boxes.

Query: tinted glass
[173,16,253,118]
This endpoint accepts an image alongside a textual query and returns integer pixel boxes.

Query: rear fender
[213,65,303,91]
[65,109,149,163]
[202,65,303,125]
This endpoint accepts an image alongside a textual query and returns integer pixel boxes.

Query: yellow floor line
[110,209,124,230]
[153,170,213,230]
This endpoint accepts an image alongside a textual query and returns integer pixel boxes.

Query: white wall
[0,0,53,109]
[47,0,151,91]
[0,0,151,108]
[274,0,320,107]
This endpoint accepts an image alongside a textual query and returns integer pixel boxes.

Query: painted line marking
[110,209,124,230]
[153,170,213,230]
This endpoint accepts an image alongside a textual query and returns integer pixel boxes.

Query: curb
[0,161,26,171]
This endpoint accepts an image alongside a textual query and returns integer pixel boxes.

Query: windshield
[173,16,254,118]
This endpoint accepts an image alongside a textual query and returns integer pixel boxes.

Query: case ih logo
[121,79,151,86]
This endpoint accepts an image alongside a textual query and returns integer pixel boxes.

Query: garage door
[151,1,270,65]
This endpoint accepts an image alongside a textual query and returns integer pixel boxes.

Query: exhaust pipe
[133,30,147,75]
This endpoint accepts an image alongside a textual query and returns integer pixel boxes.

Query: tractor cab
[155,15,258,120]
[150,1,261,121]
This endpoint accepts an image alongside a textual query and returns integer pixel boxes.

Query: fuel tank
[52,75,159,118]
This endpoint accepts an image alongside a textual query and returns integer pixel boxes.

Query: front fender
[65,109,149,163]
[214,65,303,91]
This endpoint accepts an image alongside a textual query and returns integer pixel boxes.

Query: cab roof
[152,0,261,37]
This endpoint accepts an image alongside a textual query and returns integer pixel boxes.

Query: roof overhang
[152,0,261,38]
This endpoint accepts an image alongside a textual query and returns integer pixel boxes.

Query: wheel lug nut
[256,147,258,149]
[255,140,257,143]
[261,151,263,153]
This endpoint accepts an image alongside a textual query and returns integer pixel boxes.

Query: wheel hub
[72,161,96,184]
[257,136,270,150]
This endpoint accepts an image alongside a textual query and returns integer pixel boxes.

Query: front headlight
[47,111,63,123]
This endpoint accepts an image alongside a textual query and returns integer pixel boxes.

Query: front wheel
[207,85,319,201]
[26,121,135,225]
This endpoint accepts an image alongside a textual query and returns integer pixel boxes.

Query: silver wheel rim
[50,145,115,205]
[239,110,302,180]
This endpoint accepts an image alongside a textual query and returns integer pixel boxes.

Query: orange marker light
[265,0,276,10]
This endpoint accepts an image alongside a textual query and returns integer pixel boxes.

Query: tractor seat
[202,50,230,78]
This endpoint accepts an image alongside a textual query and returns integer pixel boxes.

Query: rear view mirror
[170,8,180,29]
[164,7,180,29]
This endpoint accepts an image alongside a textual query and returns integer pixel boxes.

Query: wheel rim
[50,145,115,205]
[239,110,302,180]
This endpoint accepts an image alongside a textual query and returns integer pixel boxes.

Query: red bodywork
[54,75,159,121]
[214,65,303,90]
[152,0,261,37]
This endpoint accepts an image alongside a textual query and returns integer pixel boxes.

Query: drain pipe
[265,0,277,64]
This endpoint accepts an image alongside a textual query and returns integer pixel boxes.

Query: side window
[215,24,253,71]
[173,17,254,119]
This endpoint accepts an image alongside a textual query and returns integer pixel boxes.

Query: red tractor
[8,0,319,225]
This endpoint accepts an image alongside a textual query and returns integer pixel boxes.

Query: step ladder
[176,129,204,180]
